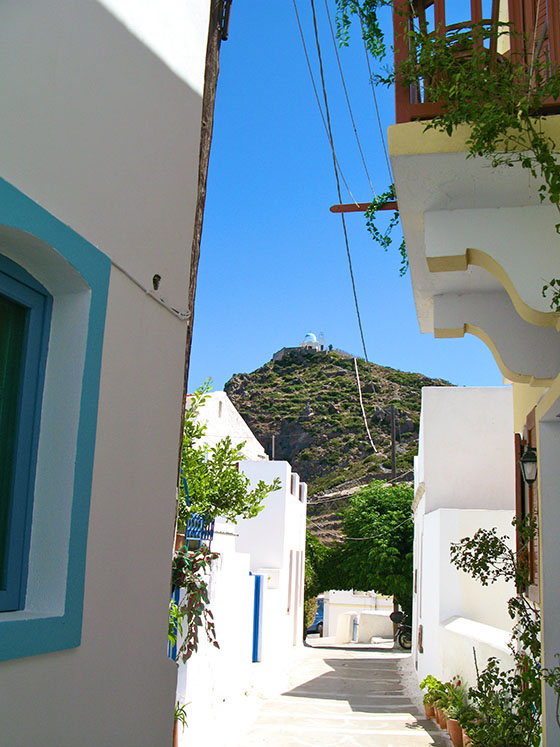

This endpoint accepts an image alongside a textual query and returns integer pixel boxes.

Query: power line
[360,15,393,184]
[323,0,376,197]
[345,514,412,541]
[292,0,359,205]
[308,514,412,541]
[354,356,377,452]
[308,0,369,363]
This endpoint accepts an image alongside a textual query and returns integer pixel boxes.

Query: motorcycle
[389,610,412,650]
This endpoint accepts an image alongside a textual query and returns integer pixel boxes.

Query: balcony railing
[179,472,215,546]
[393,0,560,123]
[184,512,215,543]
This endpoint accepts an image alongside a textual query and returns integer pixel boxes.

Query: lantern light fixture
[519,445,538,486]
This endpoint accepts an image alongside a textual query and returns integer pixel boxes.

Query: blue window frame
[0,256,51,611]
[0,176,110,662]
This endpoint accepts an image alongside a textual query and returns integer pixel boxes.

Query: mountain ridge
[224,349,451,523]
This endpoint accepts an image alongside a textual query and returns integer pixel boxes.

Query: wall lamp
[519,445,538,486]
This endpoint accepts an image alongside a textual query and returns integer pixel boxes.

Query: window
[0,178,110,662]
[0,257,51,612]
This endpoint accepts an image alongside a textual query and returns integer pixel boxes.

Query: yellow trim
[513,382,549,433]
[434,323,555,386]
[535,373,560,424]
[434,327,465,339]
[428,248,560,328]
[388,115,560,158]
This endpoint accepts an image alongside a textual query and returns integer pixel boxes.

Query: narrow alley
[236,638,450,747]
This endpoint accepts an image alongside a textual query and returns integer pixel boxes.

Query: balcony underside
[389,119,560,381]
[434,291,560,384]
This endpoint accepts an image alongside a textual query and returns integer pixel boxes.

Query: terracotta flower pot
[435,707,446,729]
[446,717,463,747]
[174,533,185,552]
[424,703,435,719]
[462,727,472,746]
[173,719,181,747]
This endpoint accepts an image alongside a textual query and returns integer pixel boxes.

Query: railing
[394,0,560,123]
[184,512,215,543]
[179,472,214,546]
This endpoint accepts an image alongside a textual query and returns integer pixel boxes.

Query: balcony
[393,0,560,124]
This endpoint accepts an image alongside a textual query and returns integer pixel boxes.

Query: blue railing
[180,472,214,545]
[184,513,215,542]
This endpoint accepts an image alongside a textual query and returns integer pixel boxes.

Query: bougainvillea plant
[169,543,220,664]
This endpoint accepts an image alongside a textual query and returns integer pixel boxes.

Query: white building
[0,2,221,745]
[322,590,394,642]
[389,4,560,740]
[413,387,516,686]
[176,393,307,745]
[190,390,269,460]
[300,331,327,352]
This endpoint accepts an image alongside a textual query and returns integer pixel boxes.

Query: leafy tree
[304,530,329,627]
[178,381,280,525]
[322,480,414,613]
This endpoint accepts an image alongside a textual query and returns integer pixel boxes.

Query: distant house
[300,332,327,352]
[273,332,328,362]
[0,2,221,744]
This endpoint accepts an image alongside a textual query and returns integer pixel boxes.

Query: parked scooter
[389,610,412,650]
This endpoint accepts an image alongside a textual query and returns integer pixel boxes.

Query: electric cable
[292,0,360,205]
[354,356,377,452]
[360,15,393,184]
[308,514,412,541]
[111,259,190,321]
[323,0,376,196]
[309,0,369,363]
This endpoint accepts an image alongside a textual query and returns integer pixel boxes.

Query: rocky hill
[224,348,450,542]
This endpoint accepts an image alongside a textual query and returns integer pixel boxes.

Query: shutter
[0,293,26,587]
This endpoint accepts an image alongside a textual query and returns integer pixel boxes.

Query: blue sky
[188,0,503,391]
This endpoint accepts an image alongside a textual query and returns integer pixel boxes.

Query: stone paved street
[236,638,450,746]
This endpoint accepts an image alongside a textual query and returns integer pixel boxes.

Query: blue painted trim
[252,573,263,663]
[0,257,52,611]
[168,586,181,661]
[0,177,110,661]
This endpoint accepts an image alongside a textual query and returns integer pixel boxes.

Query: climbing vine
[336,4,560,309]
[449,516,560,743]
[169,543,220,664]
[364,184,407,275]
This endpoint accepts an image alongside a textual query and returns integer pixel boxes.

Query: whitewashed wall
[176,527,256,747]
[323,590,392,638]
[192,391,269,461]
[175,460,307,746]
[237,460,307,654]
[414,387,516,690]
[0,2,210,744]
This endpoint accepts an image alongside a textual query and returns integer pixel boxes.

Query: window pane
[0,293,26,588]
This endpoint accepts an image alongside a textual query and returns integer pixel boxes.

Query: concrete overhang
[389,118,560,332]
[434,291,560,385]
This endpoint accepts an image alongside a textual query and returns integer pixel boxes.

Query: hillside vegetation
[225,349,450,530]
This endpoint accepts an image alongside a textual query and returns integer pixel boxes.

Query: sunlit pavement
[235,636,451,746]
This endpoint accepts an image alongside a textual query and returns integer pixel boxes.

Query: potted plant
[173,702,188,747]
[444,677,467,746]
[422,690,436,719]
[420,675,448,725]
